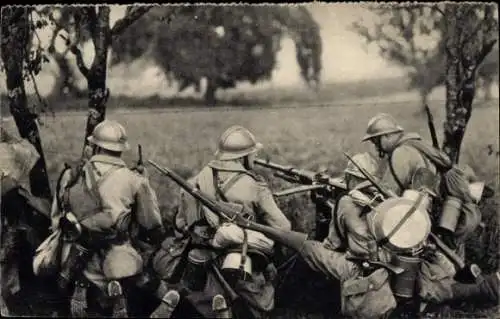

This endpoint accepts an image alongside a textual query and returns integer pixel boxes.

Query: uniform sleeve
[385,145,428,195]
[134,176,164,231]
[322,199,346,251]
[255,180,291,231]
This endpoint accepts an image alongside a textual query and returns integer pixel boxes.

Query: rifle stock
[148,160,309,252]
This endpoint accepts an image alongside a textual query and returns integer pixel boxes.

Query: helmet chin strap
[243,156,251,170]
[378,149,386,159]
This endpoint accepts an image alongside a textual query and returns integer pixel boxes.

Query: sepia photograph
[1,2,499,318]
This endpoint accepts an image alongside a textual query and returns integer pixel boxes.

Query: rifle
[148,160,309,252]
[424,104,440,149]
[343,152,484,283]
[133,144,145,174]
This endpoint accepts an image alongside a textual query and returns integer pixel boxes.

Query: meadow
[2,94,499,317]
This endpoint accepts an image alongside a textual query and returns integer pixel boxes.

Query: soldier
[47,120,179,318]
[360,113,498,308]
[154,125,291,319]
[323,153,388,261]
[1,126,53,316]
[282,152,499,318]
[299,152,399,319]
[361,113,482,251]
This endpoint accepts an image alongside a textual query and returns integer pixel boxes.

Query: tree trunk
[205,78,217,106]
[81,7,111,154]
[442,4,463,164]
[1,7,52,199]
[442,4,497,164]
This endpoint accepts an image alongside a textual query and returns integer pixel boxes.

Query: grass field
[2,97,499,317]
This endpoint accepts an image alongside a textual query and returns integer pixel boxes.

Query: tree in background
[1,7,52,199]
[36,5,151,154]
[111,5,322,106]
[352,3,499,109]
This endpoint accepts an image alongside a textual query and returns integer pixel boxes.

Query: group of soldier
[1,112,499,319]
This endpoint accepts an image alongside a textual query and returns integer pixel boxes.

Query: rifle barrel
[273,184,325,197]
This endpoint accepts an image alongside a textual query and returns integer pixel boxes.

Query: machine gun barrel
[273,184,326,198]
[149,160,309,252]
[255,158,346,190]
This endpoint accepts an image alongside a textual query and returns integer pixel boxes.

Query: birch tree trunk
[442,4,462,163]
[78,7,111,154]
[442,3,498,163]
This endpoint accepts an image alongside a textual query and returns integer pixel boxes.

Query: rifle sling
[377,193,425,247]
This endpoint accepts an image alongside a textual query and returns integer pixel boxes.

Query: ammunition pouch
[346,256,404,277]
[152,236,192,283]
[341,268,397,319]
[137,225,165,247]
[78,228,128,249]
[59,212,83,243]
[58,243,92,293]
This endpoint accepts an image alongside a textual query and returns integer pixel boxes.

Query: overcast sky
[108,4,407,84]
[1,4,409,96]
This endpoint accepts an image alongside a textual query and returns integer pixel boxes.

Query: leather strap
[377,193,425,247]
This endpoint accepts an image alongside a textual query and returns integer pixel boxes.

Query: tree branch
[432,5,445,17]
[476,38,498,68]
[59,34,89,79]
[111,6,152,39]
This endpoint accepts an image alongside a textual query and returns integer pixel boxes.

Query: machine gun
[343,152,484,284]
[254,158,346,197]
[148,160,309,253]
[254,158,347,241]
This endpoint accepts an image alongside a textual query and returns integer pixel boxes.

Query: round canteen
[368,197,431,256]
[222,251,253,279]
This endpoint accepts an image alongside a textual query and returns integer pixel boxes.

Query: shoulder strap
[59,163,83,213]
[211,168,246,203]
[86,162,122,209]
[388,153,406,192]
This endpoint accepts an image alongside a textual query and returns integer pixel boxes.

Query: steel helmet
[344,152,378,179]
[362,113,404,142]
[215,125,263,161]
[87,120,130,152]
